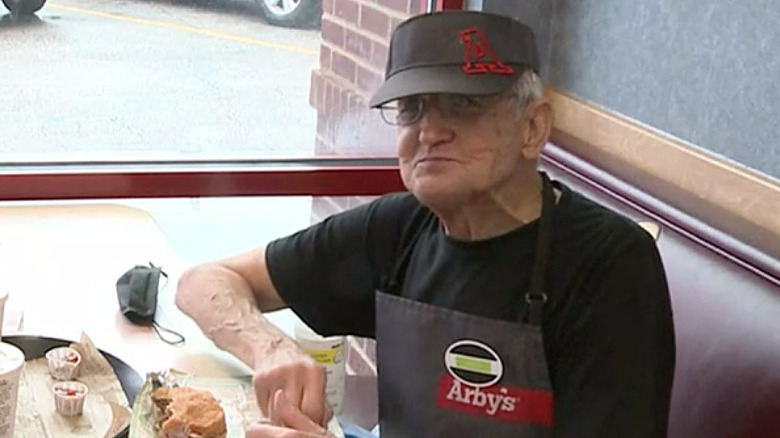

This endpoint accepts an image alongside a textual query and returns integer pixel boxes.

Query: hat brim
[368,65,520,108]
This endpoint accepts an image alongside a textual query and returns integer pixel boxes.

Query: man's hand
[247,390,336,438]
[253,346,330,427]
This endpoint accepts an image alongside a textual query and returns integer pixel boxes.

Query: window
[3,0,431,164]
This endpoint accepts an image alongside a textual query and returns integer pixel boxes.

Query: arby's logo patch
[444,340,504,387]
[437,339,553,425]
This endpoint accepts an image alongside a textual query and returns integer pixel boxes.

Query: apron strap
[524,173,556,326]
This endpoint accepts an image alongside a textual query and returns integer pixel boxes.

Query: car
[2,0,46,17]
[258,0,321,29]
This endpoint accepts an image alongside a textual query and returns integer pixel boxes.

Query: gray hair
[511,69,545,116]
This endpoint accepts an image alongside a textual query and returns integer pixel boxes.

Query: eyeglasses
[379,92,513,126]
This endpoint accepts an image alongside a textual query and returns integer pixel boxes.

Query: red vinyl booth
[542,145,780,438]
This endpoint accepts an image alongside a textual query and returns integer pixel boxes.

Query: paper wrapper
[14,333,132,437]
[130,370,345,438]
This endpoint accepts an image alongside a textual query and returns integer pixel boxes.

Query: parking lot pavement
[1,0,321,161]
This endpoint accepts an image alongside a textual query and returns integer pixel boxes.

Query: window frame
[2,0,776,285]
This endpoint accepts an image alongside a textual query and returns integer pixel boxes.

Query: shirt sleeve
[265,194,418,338]
[552,228,676,438]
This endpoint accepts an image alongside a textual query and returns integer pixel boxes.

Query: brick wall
[309,0,417,158]
[309,0,420,376]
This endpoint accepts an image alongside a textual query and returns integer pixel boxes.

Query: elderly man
[176,10,675,438]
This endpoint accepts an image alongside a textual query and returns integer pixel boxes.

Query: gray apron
[375,173,556,438]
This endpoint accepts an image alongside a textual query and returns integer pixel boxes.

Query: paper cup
[295,322,346,415]
[45,347,82,381]
[0,342,25,438]
[0,291,8,341]
[52,381,89,416]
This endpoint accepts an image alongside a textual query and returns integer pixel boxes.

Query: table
[0,202,378,429]
[0,202,256,376]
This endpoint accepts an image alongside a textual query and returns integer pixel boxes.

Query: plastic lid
[0,342,24,374]
[294,320,326,341]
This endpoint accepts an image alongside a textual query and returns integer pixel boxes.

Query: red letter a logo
[459,27,514,75]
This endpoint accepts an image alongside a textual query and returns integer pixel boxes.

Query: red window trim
[421,0,464,12]
[436,0,464,10]
[0,166,405,200]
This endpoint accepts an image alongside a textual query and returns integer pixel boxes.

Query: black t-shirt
[267,181,675,438]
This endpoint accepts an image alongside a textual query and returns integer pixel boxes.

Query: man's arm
[175,195,411,426]
[552,230,676,438]
[176,246,290,365]
[175,246,328,425]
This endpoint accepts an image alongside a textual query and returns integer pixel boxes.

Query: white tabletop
[0,202,257,378]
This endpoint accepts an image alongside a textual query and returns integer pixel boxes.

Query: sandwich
[151,386,228,438]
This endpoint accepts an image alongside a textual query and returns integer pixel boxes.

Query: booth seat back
[546,167,780,438]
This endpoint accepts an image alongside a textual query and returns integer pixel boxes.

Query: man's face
[393,92,533,209]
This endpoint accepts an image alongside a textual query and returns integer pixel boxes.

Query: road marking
[47,3,319,56]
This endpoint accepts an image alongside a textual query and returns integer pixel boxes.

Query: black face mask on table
[116,262,185,346]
